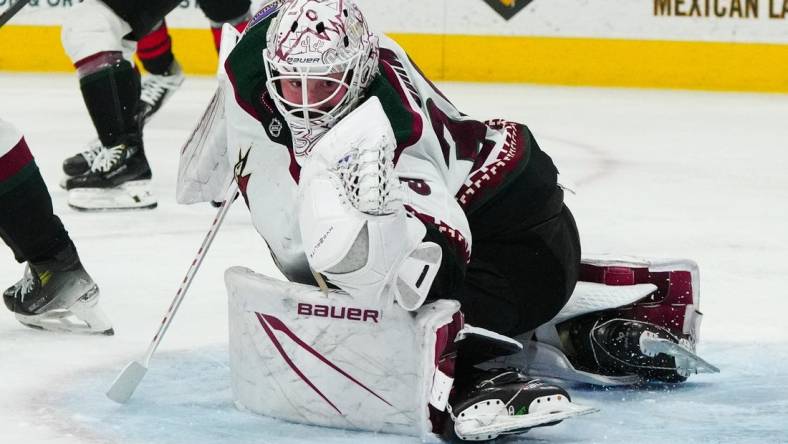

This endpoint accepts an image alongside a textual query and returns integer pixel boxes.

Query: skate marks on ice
[25,342,788,444]
[538,134,620,189]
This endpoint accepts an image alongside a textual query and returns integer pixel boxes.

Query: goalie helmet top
[263,0,380,161]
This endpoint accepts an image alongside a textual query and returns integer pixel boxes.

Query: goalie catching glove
[298,97,441,310]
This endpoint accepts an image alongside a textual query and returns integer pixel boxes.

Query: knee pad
[61,0,135,64]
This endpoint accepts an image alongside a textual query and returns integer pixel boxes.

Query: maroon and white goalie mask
[263,0,380,163]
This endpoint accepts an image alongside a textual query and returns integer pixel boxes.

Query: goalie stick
[106,181,240,403]
[0,0,31,28]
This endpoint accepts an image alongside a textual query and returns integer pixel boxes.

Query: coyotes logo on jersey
[234,145,253,204]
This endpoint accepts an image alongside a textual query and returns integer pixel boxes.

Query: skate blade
[107,360,148,403]
[68,180,157,212]
[70,293,115,334]
[455,400,597,440]
[16,310,114,335]
[640,335,720,375]
[15,286,114,336]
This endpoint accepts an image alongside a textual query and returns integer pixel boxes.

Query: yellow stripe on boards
[2,25,788,93]
[387,33,446,80]
[0,25,73,72]
[436,34,788,93]
[166,28,219,75]
[0,26,218,74]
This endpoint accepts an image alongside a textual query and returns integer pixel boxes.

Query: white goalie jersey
[210,18,534,308]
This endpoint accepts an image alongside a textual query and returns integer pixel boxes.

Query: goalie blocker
[225,267,595,441]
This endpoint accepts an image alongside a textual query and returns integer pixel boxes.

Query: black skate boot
[138,59,184,121]
[62,139,103,178]
[4,243,113,335]
[448,368,595,441]
[61,137,147,181]
[64,142,157,211]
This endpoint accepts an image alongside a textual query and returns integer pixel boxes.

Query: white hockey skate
[3,247,114,335]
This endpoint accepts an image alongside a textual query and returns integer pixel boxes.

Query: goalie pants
[455,142,581,342]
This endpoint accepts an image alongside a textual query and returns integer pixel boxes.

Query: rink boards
[1,0,788,92]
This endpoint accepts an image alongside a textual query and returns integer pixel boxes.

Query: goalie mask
[263,0,380,162]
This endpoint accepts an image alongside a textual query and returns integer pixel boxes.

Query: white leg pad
[176,24,241,205]
[225,266,460,439]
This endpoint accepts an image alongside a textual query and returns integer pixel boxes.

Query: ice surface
[2,73,787,443]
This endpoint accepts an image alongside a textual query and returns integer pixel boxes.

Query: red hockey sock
[137,21,175,75]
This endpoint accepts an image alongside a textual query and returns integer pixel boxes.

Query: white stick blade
[106,360,148,403]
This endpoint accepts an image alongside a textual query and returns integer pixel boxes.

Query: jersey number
[426,98,492,166]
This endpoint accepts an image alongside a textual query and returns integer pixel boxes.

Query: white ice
[1,73,787,443]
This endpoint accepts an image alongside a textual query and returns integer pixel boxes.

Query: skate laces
[19,277,35,302]
[80,142,103,163]
[16,266,36,303]
[334,135,400,215]
[91,145,126,173]
[140,71,184,107]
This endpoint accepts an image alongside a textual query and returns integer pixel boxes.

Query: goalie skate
[68,179,157,211]
[639,329,720,376]
[521,255,719,385]
[449,369,596,441]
